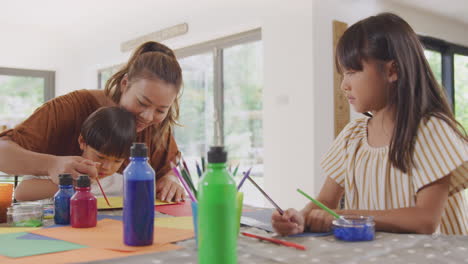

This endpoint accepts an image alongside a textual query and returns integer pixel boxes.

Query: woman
[0,41,185,202]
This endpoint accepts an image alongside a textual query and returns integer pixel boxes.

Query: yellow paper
[0,227,40,234]
[155,216,194,230]
[97,197,177,209]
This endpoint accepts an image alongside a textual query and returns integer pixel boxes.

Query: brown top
[0,89,179,178]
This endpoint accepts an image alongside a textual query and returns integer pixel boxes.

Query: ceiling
[388,0,468,25]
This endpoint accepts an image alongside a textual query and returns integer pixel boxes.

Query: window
[0,67,54,131]
[454,54,468,131]
[423,49,442,85]
[421,36,468,199]
[175,29,264,206]
[0,67,54,182]
[98,65,122,89]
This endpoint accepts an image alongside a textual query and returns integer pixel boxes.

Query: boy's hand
[271,208,305,236]
[305,209,335,232]
[48,156,98,184]
[156,174,186,202]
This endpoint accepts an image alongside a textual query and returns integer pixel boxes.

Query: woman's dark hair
[335,12,467,173]
[81,106,136,158]
[104,41,182,150]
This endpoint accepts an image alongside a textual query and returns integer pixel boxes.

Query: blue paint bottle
[123,143,155,246]
[54,174,74,225]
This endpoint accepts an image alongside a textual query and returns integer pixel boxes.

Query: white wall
[0,23,86,96]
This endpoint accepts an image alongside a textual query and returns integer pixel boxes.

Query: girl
[0,41,185,202]
[272,13,467,235]
[14,106,136,201]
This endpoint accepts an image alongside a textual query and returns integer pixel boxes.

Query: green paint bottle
[198,146,237,264]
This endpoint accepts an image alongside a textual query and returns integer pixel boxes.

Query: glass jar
[7,203,44,227]
[332,215,375,241]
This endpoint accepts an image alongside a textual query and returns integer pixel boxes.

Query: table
[75,210,468,264]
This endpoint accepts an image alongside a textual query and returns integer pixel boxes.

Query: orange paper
[31,219,194,252]
[0,244,181,264]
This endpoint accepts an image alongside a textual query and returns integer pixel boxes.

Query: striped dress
[321,116,468,235]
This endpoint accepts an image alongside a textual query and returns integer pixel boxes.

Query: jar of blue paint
[332,215,375,241]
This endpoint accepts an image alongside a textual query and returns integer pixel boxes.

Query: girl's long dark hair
[336,12,467,173]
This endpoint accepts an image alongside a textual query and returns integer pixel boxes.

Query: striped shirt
[321,116,468,235]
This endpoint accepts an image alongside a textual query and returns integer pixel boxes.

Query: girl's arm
[335,175,450,234]
[14,179,58,201]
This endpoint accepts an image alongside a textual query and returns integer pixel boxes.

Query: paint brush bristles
[171,162,197,202]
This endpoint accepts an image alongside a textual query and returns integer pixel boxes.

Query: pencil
[233,164,239,177]
[296,188,341,219]
[237,168,252,190]
[242,232,306,250]
[201,156,205,172]
[171,162,197,202]
[195,161,202,178]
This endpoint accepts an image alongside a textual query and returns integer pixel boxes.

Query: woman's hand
[156,173,186,202]
[305,209,335,232]
[47,156,99,184]
[271,208,305,236]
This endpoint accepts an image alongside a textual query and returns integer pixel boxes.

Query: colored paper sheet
[241,208,276,232]
[155,216,194,230]
[241,208,332,236]
[17,233,58,241]
[0,227,40,234]
[0,244,181,264]
[97,197,178,210]
[155,201,193,216]
[31,219,194,252]
[0,232,86,258]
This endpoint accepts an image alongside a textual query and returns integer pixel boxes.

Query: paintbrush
[95,177,111,207]
[247,175,284,215]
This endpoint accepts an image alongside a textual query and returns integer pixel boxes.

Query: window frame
[0,67,55,101]
[419,35,468,108]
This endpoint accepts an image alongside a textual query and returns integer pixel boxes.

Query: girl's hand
[271,208,305,236]
[305,209,335,232]
[156,174,186,202]
[47,156,98,184]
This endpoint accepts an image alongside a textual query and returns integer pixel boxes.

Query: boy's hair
[104,41,182,150]
[335,12,467,173]
[80,106,136,159]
